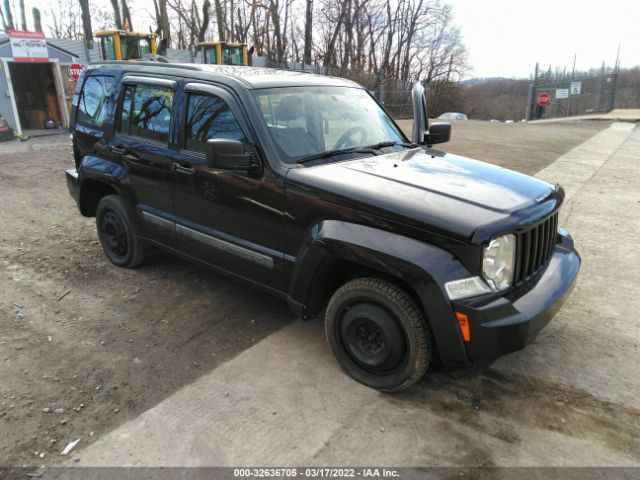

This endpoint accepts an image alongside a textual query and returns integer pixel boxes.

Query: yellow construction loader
[96,31,158,61]
[198,41,250,66]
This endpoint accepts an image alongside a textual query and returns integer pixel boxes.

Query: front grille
[513,212,559,285]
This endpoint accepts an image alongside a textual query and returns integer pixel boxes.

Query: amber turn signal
[455,311,471,342]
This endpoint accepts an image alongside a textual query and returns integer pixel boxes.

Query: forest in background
[1,0,638,121]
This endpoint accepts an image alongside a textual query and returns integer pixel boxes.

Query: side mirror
[205,139,252,170]
[424,122,451,147]
[411,82,429,145]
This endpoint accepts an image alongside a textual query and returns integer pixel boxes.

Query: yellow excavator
[198,41,250,66]
[96,31,159,61]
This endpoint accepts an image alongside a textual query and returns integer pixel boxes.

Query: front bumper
[66,168,80,207]
[453,232,580,362]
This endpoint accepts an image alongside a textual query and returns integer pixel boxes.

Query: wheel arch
[77,156,134,217]
[288,220,473,368]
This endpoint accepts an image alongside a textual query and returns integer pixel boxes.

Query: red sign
[537,92,551,107]
[8,29,48,63]
[68,63,84,81]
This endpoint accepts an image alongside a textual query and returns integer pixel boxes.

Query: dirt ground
[0,121,609,466]
[396,119,608,175]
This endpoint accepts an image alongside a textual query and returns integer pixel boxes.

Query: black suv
[66,63,580,391]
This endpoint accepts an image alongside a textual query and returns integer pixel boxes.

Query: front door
[109,78,178,248]
[171,83,285,291]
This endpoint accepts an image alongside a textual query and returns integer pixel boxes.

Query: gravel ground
[0,121,608,466]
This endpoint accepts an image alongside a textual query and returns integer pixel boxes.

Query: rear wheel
[96,194,145,268]
[325,278,431,392]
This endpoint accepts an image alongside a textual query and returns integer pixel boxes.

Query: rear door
[108,76,179,248]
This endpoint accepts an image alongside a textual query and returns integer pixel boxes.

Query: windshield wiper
[297,147,360,164]
[296,141,418,165]
[360,140,418,151]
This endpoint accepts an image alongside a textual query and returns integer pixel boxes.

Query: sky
[19,0,640,79]
[447,0,640,78]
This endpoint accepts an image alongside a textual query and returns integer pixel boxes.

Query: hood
[287,148,561,242]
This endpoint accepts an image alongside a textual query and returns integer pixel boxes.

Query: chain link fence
[526,66,619,120]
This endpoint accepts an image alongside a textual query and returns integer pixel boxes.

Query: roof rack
[92,61,202,71]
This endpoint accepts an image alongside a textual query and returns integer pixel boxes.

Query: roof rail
[91,61,202,71]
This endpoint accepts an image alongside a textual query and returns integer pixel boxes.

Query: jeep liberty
[66,63,580,391]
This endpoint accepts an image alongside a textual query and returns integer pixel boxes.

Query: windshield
[252,86,407,164]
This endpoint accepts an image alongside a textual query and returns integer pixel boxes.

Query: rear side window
[184,93,245,153]
[119,84,174,143]
[77,76,116,128]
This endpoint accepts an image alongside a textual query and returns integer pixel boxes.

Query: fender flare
[77,156,138,224]
[288,220,472,367]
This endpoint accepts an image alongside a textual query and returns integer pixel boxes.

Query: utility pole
[610,44,621,111]
[594,61,605,112]
[526,62,539,121]
[566,53,576,117]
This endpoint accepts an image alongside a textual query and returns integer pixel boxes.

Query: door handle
[110,145,128,155]
[171,162,196,175]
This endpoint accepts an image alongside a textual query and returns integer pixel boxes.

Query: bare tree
[153,0,171,46]
[165,0,212,50]
[2,0,14,29]
[213,0,225,40]
[198,0,211,41]
[122,0,133,30]
[32,7,42,32]
[303,0,312,64]
[50,0,82,39]
[50,0,110,39]
[78,0,93,41]
[41,0,469,92]
[109,0,123,29]
[19,0,26,30]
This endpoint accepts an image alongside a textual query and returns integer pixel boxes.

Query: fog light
[445,276,492,300]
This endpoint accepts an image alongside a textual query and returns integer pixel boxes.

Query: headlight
[482,234,515,291]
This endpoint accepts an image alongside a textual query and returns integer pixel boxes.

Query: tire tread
[325,277,431,392]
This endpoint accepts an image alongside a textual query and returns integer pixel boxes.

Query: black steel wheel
[96,195,145,268]
[101,211,128,257]
[339,302,407,374]
[325,278,431,392]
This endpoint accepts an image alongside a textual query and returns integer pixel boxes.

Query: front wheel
[325,278,431,392]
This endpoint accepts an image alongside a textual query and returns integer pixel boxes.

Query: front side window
[185,93,245,153]
[253,86,406,163]
[221,46,243,65]
[119,84,174,143]
[77,75,116,128]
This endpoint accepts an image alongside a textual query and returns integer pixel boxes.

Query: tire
[95,194,145,268]
[325,277,431,392]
